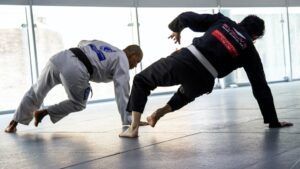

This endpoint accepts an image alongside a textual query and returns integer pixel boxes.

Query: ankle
[11,120,18,126]
[131,124,139,129]
[40,109,49,115]
[151,112,160,121]
[155,109,165,119]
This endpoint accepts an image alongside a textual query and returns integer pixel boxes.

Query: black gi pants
[127,48,215,113]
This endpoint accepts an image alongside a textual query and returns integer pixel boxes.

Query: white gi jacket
[78,40,131,125]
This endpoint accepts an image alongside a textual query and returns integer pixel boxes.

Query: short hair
[124,44,143,59]
[239,15,265,39]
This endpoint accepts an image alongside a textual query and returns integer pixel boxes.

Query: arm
[243,48,292,127]
[168,12,221,44]
[169,12,221,33]
[113,63,131,125]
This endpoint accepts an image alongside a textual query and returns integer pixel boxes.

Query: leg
[5,61,60,133]
[146,85,195,128]
[125,115,149,126]
[46,69,90,123]
[34,109,49,127]
[148,74,214,128]
[119,111,141,138]
[121,58,179,138]
[126,58,179,114]
[147,104,172,127]
[4,120,18,133]
[123,49,215,135]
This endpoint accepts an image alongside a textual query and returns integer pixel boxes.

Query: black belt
[69,48,93,76]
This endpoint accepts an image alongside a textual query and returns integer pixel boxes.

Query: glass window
[138,8,215,93]
[220,8,288,85]
[288,7,300,79]
[32,6,138,105]
[0,5,32,112]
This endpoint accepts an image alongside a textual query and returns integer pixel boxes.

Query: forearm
[168,13,187,33]
[113,67,131,123]
[253,85,279,124]
[168,12,219,33]
[256,95,279,124]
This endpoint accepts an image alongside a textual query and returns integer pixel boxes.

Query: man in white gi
[5,40,144,133]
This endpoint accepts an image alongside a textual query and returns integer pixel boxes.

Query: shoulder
[112,51,129,72]
[118,51,130,69]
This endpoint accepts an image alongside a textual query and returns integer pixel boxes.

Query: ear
[126,53,133,60]
[128,53,135,58]
[130,53,139,60]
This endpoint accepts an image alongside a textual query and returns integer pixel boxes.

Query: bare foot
[147,113,159,127]
[126,116,148,126]
[5,120,18,133]
[119,126,139,138]
[147,105,171,127]
[34,109,49,127]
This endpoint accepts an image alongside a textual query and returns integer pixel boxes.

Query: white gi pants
[13,50,91,125]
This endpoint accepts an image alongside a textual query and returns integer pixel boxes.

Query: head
[123,44,143,69]
[239,15,265,41]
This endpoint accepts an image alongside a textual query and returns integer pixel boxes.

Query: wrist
[269,121,281,128]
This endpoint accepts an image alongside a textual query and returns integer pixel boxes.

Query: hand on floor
[269,121,293,128]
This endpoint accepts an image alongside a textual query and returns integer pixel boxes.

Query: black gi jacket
[168,12,279,124]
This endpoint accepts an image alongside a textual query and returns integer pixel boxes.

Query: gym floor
[0,81,299,169]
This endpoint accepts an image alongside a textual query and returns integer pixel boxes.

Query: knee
[133,73,154,90]
[73,102,86,111]
[133,74,145,88]
[133,74,145,84]
[178,87,195,103]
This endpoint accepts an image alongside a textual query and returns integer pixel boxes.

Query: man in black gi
[119,11,293,138]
